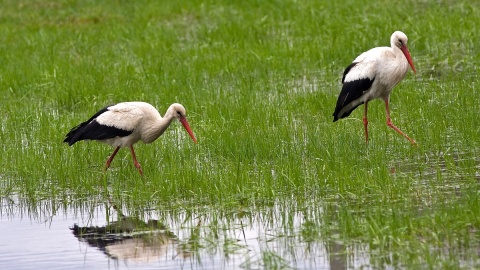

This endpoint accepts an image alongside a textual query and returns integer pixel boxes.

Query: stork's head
[391,31,416,74]
[169,103,197,144]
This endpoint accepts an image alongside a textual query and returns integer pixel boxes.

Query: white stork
[64,102,197,175]
[332,31,417,144]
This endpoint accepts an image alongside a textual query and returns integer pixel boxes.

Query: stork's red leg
[384,99,416,145]
[130,146,144,176]
[363,101,369,144]
[105,146,120,171]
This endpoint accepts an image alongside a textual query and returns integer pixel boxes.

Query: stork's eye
[176,111,182,116]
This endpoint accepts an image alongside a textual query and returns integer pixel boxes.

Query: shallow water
[0,196,378,270]
[1,173,479,270]
[0,213,108,269]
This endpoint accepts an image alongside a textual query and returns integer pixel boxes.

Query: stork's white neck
[141,105,177,144]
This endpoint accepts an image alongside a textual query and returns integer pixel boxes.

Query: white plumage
[333,31,416,144]
[64,102,197,175]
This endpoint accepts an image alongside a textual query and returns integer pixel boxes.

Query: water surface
[0,196,371,270]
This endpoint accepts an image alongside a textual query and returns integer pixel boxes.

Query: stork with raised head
[332,31,417,144]
[64,102,197,176]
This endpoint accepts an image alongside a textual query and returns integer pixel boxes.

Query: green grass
[1,0,480,268]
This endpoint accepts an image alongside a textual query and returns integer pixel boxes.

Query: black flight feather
[64,105,133,146]
[333,63,375,121]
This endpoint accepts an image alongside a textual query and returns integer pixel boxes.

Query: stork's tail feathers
[64,122,88,146]
[64,106,111,146]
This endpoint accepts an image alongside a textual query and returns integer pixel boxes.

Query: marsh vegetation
[0,0,479,269]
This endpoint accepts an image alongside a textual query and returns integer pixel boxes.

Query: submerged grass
[1,0,479,268]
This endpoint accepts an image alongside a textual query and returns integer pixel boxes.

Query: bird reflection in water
[71,217,192,263]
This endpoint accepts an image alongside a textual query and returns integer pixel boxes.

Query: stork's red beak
[180,117,197,144]
[401,46,416,74]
